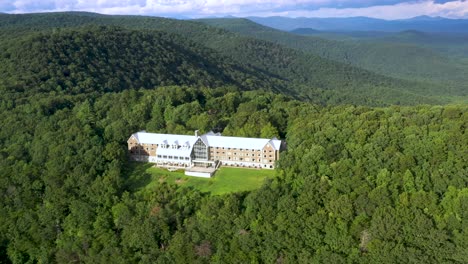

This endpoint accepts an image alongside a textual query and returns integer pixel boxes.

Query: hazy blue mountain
[248,16,468,32]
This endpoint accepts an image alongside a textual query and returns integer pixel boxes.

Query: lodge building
[127,130,285,170]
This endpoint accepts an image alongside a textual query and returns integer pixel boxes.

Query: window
[192,139,208,160]
[185,157,189,160]
[163,155,167,159]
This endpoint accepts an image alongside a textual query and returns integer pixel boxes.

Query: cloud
[2,0,468,19]
[289,0,468,19]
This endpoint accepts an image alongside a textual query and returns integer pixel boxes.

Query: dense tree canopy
[0,85,466,263]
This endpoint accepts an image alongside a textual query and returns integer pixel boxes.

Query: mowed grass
[126,162,276,195]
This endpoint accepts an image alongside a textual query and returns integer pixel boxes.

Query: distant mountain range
[248,16,468,32]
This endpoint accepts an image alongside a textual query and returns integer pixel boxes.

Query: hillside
[198,18,468,96]
[371,31,468,59]
[293,29,468,60]
[248,15,468,32]
[0,26,286,100]
[290,28,323,35]
[0,12,446,106]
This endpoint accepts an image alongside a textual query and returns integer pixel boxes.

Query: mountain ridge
[248,15,468,32]
[198,17,468,95]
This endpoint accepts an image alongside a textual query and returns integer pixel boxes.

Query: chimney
[195,130,199,137]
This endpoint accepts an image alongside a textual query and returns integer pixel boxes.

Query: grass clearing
[125,162,276,195]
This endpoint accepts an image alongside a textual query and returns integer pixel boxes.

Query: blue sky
[2,0,468,19]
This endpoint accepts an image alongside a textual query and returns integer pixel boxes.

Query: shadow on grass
[122,161,154,192]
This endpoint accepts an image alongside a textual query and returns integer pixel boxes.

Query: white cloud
[261,0,468,19]
[4,0,468,19]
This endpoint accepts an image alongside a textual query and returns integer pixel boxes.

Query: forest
[0,12,467,263]
[1,85,467,263]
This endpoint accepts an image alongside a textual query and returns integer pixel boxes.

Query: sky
[1,0,468,20]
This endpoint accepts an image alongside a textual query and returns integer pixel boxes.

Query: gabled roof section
[197,135,209,146]
[269,139,282,150]
[127,134,139,143]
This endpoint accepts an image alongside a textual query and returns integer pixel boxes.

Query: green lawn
[125,162,276,195]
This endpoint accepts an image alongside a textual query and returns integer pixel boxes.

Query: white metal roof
[130,131,282,151]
